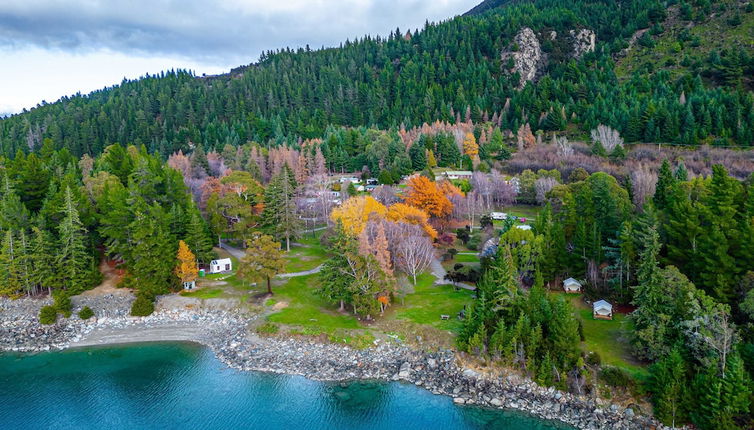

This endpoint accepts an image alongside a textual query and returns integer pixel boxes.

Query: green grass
[392,273,474,333]
[552,292,646,377]
[284,244,328,272]
[180,288,224,299]
[267,275,361,330]
[455,254,480,263]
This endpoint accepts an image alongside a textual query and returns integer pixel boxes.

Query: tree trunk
[266,276,272,295]
[339,300,344,311]
[286,236,290,252]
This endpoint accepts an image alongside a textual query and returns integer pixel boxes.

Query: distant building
[443,171,473,180]
[515,225,532,231]
[563,277,582,293]
[365,178,379,186]
[209,258,232,274]
[339,176,360,184]
[592,300,613,320]
[490,212,507,220]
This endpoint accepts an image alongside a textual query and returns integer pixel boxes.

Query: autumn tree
[386,203,437,239]
[238,233,285,294]
[403,176,453,219]
[330,195,387,236]
[175,240,198,289]
[462,132,479,159]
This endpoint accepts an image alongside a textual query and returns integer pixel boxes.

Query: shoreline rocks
[1,296,662,430]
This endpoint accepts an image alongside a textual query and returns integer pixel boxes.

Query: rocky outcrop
[501,27,544,89]
[569,29,596,58]
[501,27,596,88]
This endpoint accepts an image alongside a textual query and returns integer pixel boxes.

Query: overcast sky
[0,0,479,116]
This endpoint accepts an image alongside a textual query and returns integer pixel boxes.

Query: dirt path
[79,259,129,297]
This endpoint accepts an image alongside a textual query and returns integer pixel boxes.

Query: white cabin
[444,171,473,180]
[490,212,507,220]
[592,300,613,320]
[563,277,582,293]
[209,258,232,274]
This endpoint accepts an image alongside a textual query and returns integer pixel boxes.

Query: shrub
[466,234,481,251]
[585,351,602,366]
[78,306,94,320]
[130,296,155,316]
[256,322,279,335]
[39,305,58,325]
[54,294,72,318]
[599,366,632,388]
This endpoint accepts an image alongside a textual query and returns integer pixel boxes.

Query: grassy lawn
[455,254,480,263]
[267,275,361,331]
[552,292,646,377]
[284,244,328,272]
[392,273,474,334]
[180,288,224,299]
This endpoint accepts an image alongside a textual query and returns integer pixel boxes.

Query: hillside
[616,0,754,89]
[0,0,752,158]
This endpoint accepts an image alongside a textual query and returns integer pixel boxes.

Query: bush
[599,366,632,388]
[256,322,279,335]
[54,294,72,318]
[466,234,481,251]
[78,306,94,320]
[130,296,155,316]
[455,228,470,244]
[39,305,58,325]
[585,351,602,366]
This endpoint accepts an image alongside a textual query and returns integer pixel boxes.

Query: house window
[225,264,230,271]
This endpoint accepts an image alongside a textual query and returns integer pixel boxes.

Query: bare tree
[631,164,658,208]
[307,174,335,224]
[393,224,434,284]
[555,136,574,158]
[461,191,484,231]
[490,170,516,207]
[471,171,493,209]
[683,304,737,378]
[535,177,558,205]
[590,124,624,153]
[372,185,400,206]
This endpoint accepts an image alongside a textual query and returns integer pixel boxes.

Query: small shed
[563,277,582,293]
[183,280,196,290]
[592,300,613,320]
[209,258,232,274]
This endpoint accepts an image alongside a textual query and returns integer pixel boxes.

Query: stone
[500,27,543,89]
[453,397,465,405]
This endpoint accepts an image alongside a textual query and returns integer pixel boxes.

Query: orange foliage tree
[386,203,438,239]
[403,176,453,219]
[330,196,387,236]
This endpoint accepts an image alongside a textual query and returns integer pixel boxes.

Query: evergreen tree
[56,187,95,295]
[262,167,301,251]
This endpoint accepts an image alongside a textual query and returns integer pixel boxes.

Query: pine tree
[0,230,22,296]
[185,210,214,265]
[56,187,94,295]
[129,204,176,297]
[262,166,301,251]
[649,347,687,427]
[29,226,56,295]
[654,159,676,210]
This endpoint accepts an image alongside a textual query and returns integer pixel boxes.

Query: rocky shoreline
[0,296,663,430]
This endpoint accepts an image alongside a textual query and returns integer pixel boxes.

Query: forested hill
[1,0,753,158]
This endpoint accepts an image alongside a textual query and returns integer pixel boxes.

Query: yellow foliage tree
[403,176,453,219]
[462,133,479,158]
[386,203,438,239]
[175,240,198,288]
[439,180,464,200]
[427,150,438,168]
[330,196,388,236]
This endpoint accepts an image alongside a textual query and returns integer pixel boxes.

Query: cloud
[0,0,479,64]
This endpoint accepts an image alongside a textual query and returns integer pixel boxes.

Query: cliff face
[501,27,596,88]
[501,27,544,89]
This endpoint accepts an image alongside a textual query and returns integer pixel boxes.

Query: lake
[0,342,571,429]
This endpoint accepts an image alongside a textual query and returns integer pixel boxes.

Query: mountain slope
[0,0,752,158]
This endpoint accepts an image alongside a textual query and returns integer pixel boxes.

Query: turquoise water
[0,342,571,430]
